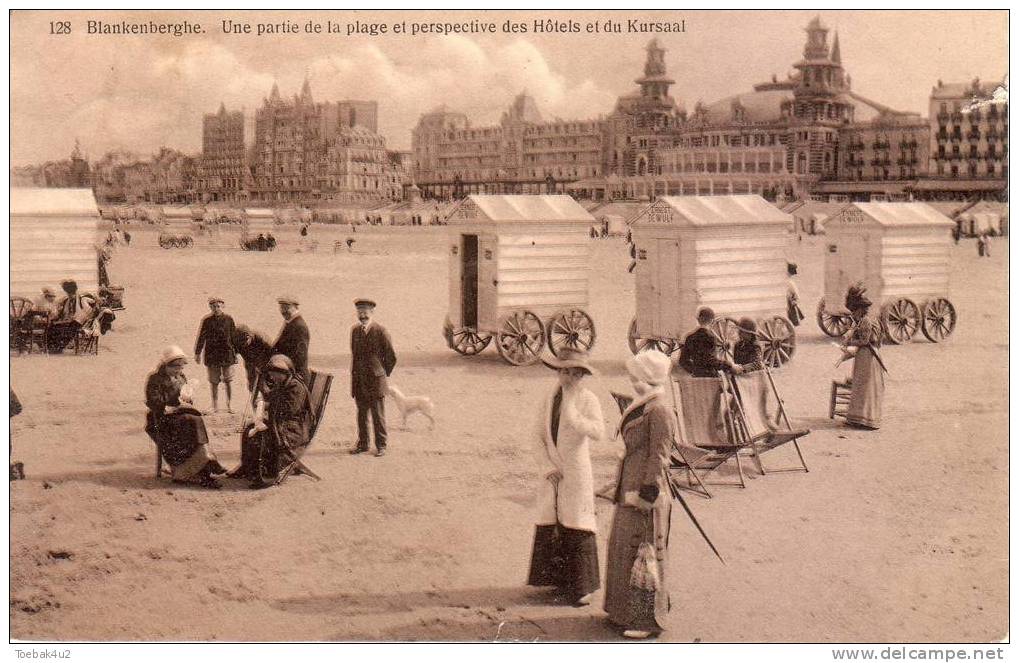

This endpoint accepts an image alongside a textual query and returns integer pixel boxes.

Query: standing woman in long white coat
[527,349,604,606]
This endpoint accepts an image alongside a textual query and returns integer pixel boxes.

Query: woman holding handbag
[604,349,674,639]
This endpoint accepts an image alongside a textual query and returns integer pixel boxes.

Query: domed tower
[782,17,854,186]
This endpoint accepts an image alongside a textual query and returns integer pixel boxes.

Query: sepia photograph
[6,7,1010,652]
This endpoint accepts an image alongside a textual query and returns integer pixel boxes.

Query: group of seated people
[677,307,764,378]
[21,280,115,353]
[144,343,312,490]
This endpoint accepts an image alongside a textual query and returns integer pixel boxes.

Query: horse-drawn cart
[158,207,195,248]
[816,202,956,344]
[442,195,598,366]
[627,195,796,367]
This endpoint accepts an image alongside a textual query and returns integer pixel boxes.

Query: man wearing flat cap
[273,295,310,383]
[350,298,397,456]
[194,297,238,413]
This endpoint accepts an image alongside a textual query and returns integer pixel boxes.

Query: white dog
[387,385,435,430]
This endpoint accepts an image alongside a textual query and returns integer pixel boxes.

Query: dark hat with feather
[845,283,873,311]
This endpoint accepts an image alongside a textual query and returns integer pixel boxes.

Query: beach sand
[9,226,1008,642]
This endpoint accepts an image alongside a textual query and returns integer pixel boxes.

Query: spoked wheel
[495,310,545,366]
[757,316,796,367]
[881,297,921,344]
[817,298,852,338]
[626,318,677,356]
[547,309,596,356]
[921,298,957,342]
[451,327,492,356]
[708,317,740,362]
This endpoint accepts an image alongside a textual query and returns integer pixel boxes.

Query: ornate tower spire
[831,31,842,64]
[635,39,674,100]
[803,15,830,60]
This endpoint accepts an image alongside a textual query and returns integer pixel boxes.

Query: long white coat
[534,383,604,533]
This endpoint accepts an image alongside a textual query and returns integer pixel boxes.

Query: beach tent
[11,188,100,299]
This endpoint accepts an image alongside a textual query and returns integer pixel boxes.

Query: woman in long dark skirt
[145,346,226,488]
[604,349,673,639]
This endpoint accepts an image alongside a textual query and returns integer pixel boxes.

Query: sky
[9,9,1009,165]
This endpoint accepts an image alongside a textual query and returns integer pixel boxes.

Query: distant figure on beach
[194,297,237,414]
[526,349,603,608]
[272,295,310,383]
[786,262,803,326]
[144,346,227,489]
[346,238,355,251]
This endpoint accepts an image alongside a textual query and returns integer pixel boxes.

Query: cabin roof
[634,195,791,227]
[11,188,99,217]
[452,195,595,223]
[850,202,955,228]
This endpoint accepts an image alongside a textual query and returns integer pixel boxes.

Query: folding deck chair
[725,367,810,474]
[668,372,758,495]
[271,369,333,486]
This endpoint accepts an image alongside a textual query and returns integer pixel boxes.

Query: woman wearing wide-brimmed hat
[842,284,886,429]
[526,348,604,607]
[144,346,226,488]
[604,349,674,639]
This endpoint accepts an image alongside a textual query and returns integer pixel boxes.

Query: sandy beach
[9,226,1008,642]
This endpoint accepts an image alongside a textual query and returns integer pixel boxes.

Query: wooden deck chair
[273,369,333,485]
[670,372,756,492]
[829,379,852,420]
[726,367,809,474]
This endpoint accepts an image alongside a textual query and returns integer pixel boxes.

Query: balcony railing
[967,132,981,141]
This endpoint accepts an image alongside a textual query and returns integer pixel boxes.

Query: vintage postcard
[7,8,1009,653]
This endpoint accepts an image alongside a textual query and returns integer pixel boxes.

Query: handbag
[629,516,661,592]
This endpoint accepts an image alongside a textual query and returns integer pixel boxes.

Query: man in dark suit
[272,295,310,383]
[678,307,741,378]
[350,298,397,457]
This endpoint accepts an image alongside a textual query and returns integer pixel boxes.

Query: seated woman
[231,354,312,488]
[145,346,226,488]
[733,317,764,372]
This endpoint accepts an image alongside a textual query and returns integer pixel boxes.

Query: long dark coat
[272,315,310,381]
[350,322,396,402]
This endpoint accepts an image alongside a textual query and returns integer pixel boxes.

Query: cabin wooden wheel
[816,298,852,338]
[757,316,796,367]
[708,317,740,362]
[881,297,921,344]
[920,298,957,343]
[495,311,545,366]
[547,309,596,356]
[626,318,677,356]
[450,327,492,356]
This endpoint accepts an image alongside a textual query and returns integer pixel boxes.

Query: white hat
[159,345,188,367]
[625,350,672,386]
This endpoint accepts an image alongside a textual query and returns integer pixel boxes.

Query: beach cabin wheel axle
[547,309,596,356]
[758,316,796,367]
[881,297,921,344]
[920,298,957,343]
[816,298,852,338]
[451,328,492,356]
[495,311,545,366]
[626,318,677,356]
[708,317,740,362]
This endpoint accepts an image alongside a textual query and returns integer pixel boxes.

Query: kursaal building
[411,16,1007,204]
